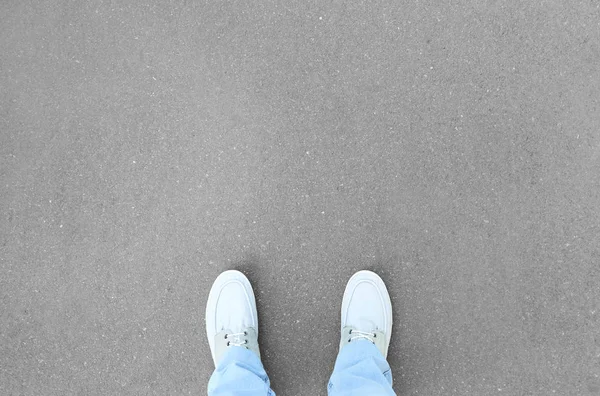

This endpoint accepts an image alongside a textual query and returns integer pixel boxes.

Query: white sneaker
[339,270,393,357]
[205,270,261,367]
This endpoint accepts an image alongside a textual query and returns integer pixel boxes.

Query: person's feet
[339,270,393,357]
[205,270,261,367]
[206,269,391,366]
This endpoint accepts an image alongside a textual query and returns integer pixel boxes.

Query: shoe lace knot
[225,331,248,347]
[348,329,376,344]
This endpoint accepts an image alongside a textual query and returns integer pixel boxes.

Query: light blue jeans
[207,340,395,395]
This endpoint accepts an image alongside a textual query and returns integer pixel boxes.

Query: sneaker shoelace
[225,331,248,347]
[349,329,376,344]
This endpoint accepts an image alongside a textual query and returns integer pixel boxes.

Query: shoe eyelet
[245,340,248,344]
[373,334,377,338]
[227,341,230,346]
[349,329,352,334]
[244,331,247,336]
[224,334,228,339]
[348,338,351,343]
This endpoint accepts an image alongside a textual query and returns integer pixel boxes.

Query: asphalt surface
[1,1,600,395]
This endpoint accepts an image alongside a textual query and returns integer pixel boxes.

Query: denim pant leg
[208,347,275,396]
[328,340,396,396]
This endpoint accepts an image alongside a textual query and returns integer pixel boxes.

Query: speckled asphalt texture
[1,1,599,395]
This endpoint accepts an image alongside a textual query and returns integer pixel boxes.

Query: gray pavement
[1,1,600,395]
